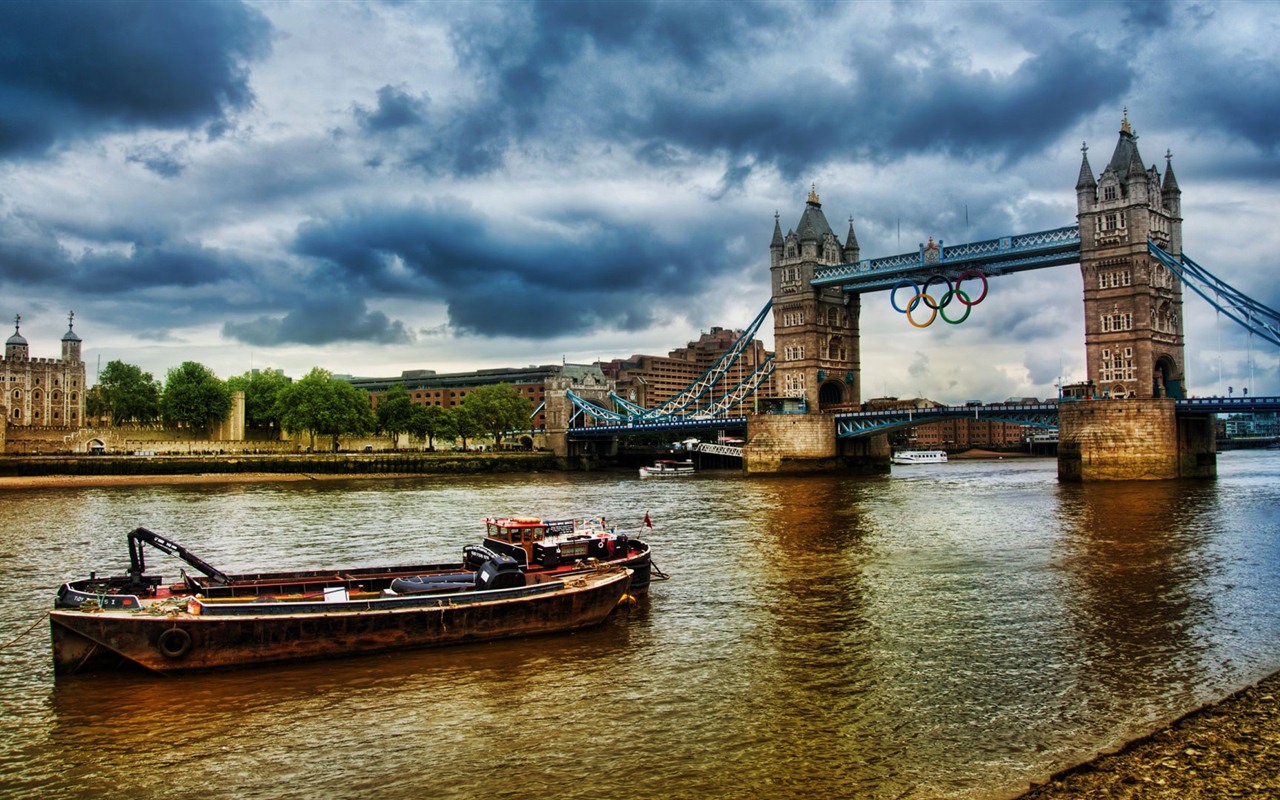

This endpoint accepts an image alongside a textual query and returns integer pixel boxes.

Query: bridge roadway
[810,226,1082,293]
[564,396,1280,440]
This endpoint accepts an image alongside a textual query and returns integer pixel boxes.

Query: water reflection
[3,456,1279,799]
[1054,473,1223,742]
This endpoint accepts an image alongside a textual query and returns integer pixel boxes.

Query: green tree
[458,383,534,447]
[375,384,415,444]
[409,403,454,451]
[227,368,292,430]
[95,360,161,425]
[162,361,233,431]
[276,367,375,451]
[83,384,109,425]
[450,403,485,451]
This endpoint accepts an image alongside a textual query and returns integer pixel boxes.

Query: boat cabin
[483,517,613,569]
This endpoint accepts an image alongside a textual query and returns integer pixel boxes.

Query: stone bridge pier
[742,411,889,474]
[1058,398,1216,480]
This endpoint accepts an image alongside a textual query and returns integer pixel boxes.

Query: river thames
[2,450,1278,799]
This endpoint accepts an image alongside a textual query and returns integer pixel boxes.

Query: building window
[1103,185,1117,201]
[1100,312,1132,332]
[1100,212,1126,232]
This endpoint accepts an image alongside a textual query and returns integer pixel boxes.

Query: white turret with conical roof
[6,315,28,361]
[61,311,82,362]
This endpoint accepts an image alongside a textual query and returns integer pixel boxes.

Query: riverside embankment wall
[0,452,559,478]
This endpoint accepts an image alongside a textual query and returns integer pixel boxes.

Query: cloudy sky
[2,0,1278,403]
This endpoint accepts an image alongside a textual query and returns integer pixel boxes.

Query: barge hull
[51,571,630,675]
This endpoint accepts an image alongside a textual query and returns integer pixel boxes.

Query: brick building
[599,327,772,411]
[340,363,609,430]
[865,396,1044,451]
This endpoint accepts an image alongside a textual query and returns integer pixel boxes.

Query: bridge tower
[769,186,861,409]
[1076,111,1186,399]
[1063,112,1213,481]
[746,188,888,474]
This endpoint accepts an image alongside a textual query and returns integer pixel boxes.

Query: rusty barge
[50,526,636,675]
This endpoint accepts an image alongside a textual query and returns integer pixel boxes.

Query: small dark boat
[478,516,655,594]
[50,527,634,675]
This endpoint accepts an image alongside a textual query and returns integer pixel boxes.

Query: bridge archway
[1154,355,1183,399]
[818,380,845,408]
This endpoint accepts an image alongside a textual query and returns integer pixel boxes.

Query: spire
[796,185,834,242]
[1162,148,1180,195]
[6,313,26,345]
[771,211,784,248]
[62,309,81,342]
[1106,109,1145,180]
[843,216,860,262]
[1076,141,1097,191]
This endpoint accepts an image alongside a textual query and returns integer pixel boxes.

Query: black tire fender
[157,627,193,659]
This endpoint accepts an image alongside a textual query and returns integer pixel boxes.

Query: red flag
[643,511,653,529]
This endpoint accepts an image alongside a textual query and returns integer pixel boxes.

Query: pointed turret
[1106,109,1146,179]
[1076,142,1097,192]
[1162,149,1180,195]
[1076,141,1098,214]
[770,212,784,267]
[796,184,835,242]
[843,217,860,262]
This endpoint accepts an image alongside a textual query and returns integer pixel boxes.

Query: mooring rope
[0,612,50,652]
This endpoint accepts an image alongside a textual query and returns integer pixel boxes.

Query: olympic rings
[939,289,972,324]
[906,294,937,328]
[922,275,954,309]
[888,271,987,327]
[955,270,988,305]
[890,279,920,314]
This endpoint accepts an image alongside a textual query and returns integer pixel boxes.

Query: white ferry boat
[639,459,695,478]
[891,450,948,465]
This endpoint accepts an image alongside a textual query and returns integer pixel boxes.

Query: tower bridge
[547,113,1279,480]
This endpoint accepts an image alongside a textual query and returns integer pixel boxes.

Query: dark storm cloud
[354,85,428,133]
[377,0,783,179]
[633,32,1124,182]
[1164,52,1280,154]
[0,212,252,297]
[125,142,188,178]
[0,0,271,158]
[408,0,1128,190]
[283,201,729,340]
[223,297,413,347]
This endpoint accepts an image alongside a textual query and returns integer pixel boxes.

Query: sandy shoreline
[1012,668,1280,798]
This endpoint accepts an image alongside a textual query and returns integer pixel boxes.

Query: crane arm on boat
[127,527,231,586]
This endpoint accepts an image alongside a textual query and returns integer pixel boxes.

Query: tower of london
[2,313,87,428]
